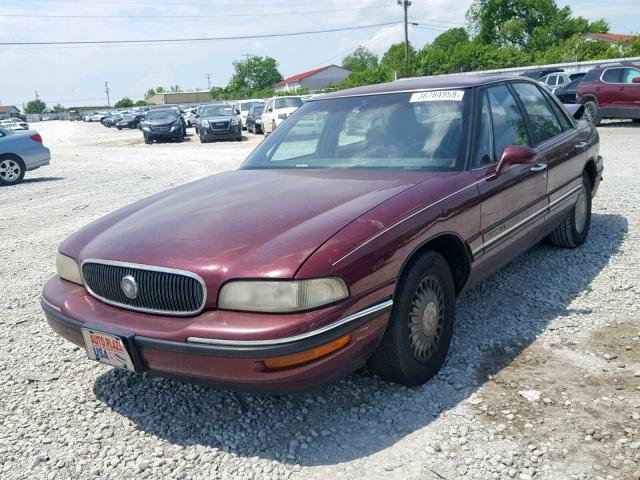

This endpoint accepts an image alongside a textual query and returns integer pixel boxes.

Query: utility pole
[206,73,212,90]
[398,0,411,69]
[35,90,40,100]
[104,81,111,108]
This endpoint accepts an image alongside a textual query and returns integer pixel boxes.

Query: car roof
[316,74,521,100]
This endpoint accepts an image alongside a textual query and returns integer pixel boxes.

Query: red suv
[576,64,640,125]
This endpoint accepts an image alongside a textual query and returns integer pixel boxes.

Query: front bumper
[143,127,183,140]
[200,123,241,140]
[41,276,392,392]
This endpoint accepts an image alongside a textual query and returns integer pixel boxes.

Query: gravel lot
[1,120,638,480]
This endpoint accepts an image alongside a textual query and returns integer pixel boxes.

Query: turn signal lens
[263,335,351,370]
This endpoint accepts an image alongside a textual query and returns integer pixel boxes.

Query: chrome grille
[150,125,172,133]
[82,260,206,316]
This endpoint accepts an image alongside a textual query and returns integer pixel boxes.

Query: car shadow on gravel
[93,213,627,467]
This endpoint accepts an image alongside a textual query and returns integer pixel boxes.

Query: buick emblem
[120,275,138,300]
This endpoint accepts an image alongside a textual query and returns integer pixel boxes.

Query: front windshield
[202,105,235,116]
[275,97,303,109]
[242,91,469,171]
[147,110,177,121]
[252,105,264,115]
[240,102,261,112]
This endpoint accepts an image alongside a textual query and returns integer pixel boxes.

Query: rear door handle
[530,164,547,172]
[575,141,589,149]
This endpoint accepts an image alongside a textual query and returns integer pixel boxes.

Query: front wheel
[369,251,455,387]
[0,155,26,186]
[547,172,592,248]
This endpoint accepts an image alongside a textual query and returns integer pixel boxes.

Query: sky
[0,0,638,108]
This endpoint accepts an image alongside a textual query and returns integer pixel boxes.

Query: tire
[143,134,151,145]
[117,126,122,130]
[236,135,242,141]
[583,101,601,126]
[547,172,592,248]
[200,135,208,144]
[369,251,456,387]
[0,155,26,186]
[633,119,640,124]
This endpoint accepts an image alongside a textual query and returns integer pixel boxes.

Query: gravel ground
[0,120,638,480]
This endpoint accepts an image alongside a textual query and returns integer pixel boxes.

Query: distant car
[540,73,572,92]
[139,109,185,144]
[0,127,50,186]
[576,64,640,125]
[198,103,242,143]
[261,96,304,135]
[554,77,583,104]
[183,107,197,127]
[102,113,124,128]
[520,68,564,81]
[116,113,146,130]
[233,99,264,130]
[569,72,586,81]
[246,104,265,134]
[88,112,107,122]
[0,118,29,131]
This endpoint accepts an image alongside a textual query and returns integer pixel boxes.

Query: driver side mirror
[633,77,640,84]
[495,145,536,176]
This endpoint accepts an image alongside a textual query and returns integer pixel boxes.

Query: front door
[470,84,548,279]
[620,66,640,110]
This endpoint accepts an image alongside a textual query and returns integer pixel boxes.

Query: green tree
[432,28,469,51]
[114,97,134,108]
[155,86,165,93]
[144,88,156,99]
[228,55,282,93]
[134,100,147,107]
[51,103,66,113]
[342,46,379,72]
[380,42,418,78]
[338,68,391,89]
[170,85,182,92]
[25,99,46,114]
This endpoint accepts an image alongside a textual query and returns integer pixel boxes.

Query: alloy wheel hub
[408,275,444,362]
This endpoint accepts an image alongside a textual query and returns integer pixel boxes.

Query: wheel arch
[398,232,472,297]
[580,94,598,106]
[584,157,598,190]
[0,152,25,167]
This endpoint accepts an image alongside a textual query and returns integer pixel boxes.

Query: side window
[511,83,563,145]
[546,93,573,131]
[473,92,495,167]
[602,68,623,84]
[623,68,640,84]
[486,85,530,160]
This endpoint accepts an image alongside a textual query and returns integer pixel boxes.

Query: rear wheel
[547,172,592,248]
[0,155,26,186]
[369,251,455,386]
[583,101,601,126]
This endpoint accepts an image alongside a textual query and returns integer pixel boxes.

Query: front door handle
[575,141,589,149]
[529,164,547,172]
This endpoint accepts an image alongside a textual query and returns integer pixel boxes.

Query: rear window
[581,70,600,83]
[275,97,303,109]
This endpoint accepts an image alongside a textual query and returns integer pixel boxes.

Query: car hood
[61,169,430,307]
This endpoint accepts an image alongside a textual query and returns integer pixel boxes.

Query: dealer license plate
[81,328,135,371]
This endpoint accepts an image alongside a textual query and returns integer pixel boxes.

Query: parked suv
[577,64,640,125]
[261,96,304,135]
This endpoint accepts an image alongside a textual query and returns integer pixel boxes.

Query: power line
[7,0,387,6]
[0,5,395,19]
[0,21,399,47]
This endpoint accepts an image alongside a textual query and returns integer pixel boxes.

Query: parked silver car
[0,127,51,186]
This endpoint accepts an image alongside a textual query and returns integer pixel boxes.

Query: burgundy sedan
[42,75,603,391]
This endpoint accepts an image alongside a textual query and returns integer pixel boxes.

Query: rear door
[620,67,640,110]
[510,82,587,228]
[599,67,625,108]
[470,84,548,270]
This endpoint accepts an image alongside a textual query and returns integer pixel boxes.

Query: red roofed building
[273,65,351,92]
[583,33,637,44]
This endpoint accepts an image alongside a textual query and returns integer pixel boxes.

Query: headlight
[231,117,240,126]
[201,119,210,127]
[277,113,289,120]
[56,253,82,285]
[219,278,349,313]
[142,125,150,131]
